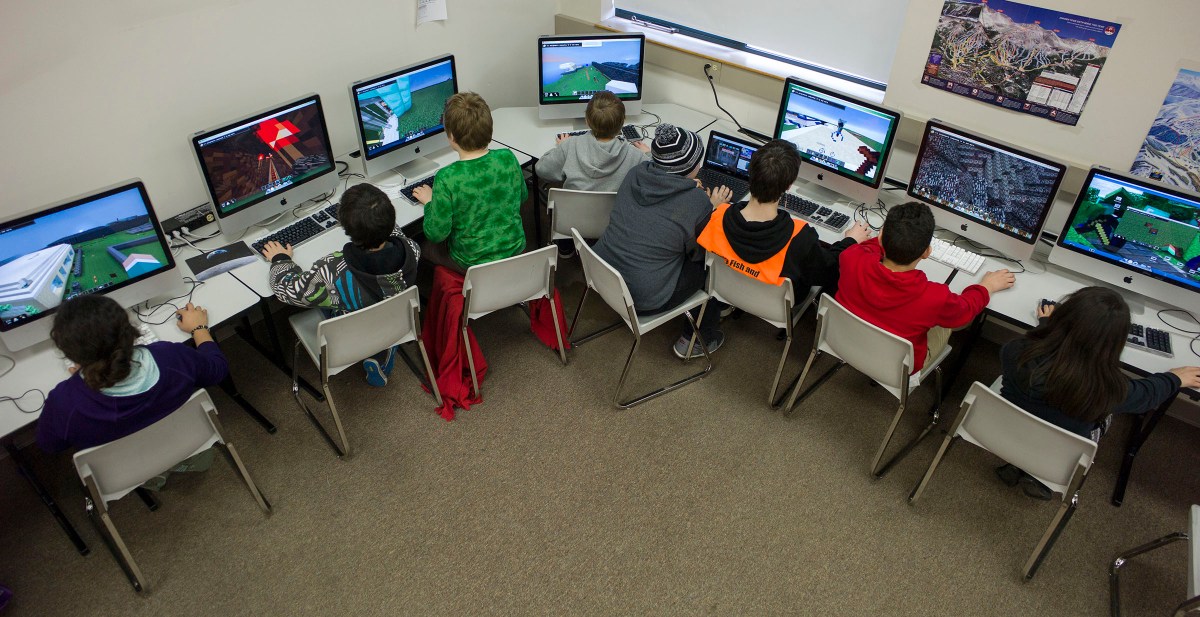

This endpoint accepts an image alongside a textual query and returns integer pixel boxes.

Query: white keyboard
[929,237,985,275]
[61,321,160,372]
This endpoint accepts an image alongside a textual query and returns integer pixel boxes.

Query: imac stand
[370,156,442,187]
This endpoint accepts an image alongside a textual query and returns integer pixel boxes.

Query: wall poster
[1130,68,1200,192]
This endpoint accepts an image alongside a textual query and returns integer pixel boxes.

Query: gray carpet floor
[2,264,1198,616]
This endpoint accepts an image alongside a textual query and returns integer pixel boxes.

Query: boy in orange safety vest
[693,140,869,354]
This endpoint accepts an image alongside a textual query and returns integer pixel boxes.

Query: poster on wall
[1130,68,1200,192]
[920,0,1122,126]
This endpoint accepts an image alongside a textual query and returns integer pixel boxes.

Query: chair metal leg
[415,338,443,406]
[614,312,713,409]
[323,381,351,458]
[84,478,146,592]
[568,287,624,346]
[1175,595,1200,616]
[290,342,346,458]
[873,371,945,479]
[1023,492,1080,580]
[548,293,568,366]
[463,325,481,398]
[781,351,843,415]
[682,300,709,362]
[767,333,794,409]
[217,443,272,513]
[1109,531,1188,617]
[909,436,960,504]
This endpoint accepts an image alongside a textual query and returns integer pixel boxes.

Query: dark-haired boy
[261,182,420,386]
[835,201,1014,373]
[697,140,869,341]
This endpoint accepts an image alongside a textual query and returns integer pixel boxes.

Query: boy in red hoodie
[835,201,1015,373]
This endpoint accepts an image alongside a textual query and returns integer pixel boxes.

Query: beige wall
[0,0,556,218]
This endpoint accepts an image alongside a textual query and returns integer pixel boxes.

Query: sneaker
[381,345,398,377]
[994,463,1022,487]
[672,331,724,360]
[363,358,388,387]
[1019,475,1053,501]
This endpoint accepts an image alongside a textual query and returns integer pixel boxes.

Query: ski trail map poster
[921,0,1121,126]
[1130,69,1200,192]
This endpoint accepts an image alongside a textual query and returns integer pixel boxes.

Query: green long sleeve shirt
[422,149,528,267]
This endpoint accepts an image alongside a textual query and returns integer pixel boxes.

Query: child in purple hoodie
[37,295,227,459]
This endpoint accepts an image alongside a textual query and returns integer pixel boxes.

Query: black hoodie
[719,201,855,294]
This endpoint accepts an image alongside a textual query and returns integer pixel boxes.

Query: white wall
[0,0,555,219]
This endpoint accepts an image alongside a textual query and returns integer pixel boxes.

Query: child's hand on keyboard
[260,240,293,261]
[633,140,651,153]
[706,185,733,207]
[412,185,433,205]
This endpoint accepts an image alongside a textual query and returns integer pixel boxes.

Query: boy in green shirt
[413,92,527,272]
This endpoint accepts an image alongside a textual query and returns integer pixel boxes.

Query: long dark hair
[50,295,140,390]
[1017,286,1130,422]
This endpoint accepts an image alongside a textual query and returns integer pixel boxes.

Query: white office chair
[546,188,617,243]
[1110,504,1200,616]
[460,245,567,396]
[72,389,271,592]
[570,228,712,408]
[698,253,820,408]
[289,285,439,458]
[785,293,950,477]
[909,380,1098,580]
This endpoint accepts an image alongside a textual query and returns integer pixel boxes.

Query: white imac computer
[191,94,338,237]
[1050,167,1200,312]
[538,33,645,121]
[907,120,1067,261]
[350,54,459,182]
[0,180,181,351]
[771,77,901,205]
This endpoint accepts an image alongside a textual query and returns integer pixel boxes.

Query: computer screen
[539,34,645,105]
[1055,168,1200,299]
[0,181,175,332]
[909,122,1065,246]
[192,95,335,224]
[704,132,757,179]
[772,78,899,193]
[352,55,457,172]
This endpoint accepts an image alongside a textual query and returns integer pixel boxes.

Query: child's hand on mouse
[175,302,209,333]
[1169,367,1200,390]
[980,269,1015,293]
[1036,300,1056,319]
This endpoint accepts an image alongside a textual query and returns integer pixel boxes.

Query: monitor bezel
[772,76,901,192]
[0,179,178,334]
[1052,166,1200,297]
[350,54,458,165]
[190,93,336,223]
[537,33,646,106]
[908,119,1067,246]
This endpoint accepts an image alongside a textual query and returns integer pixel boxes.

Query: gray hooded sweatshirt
[594,161,712,310]
[535,133,649,192]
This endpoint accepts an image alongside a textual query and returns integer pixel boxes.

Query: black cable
[133,278,204,325]
[0,389,46,413]
[702,64,751,136]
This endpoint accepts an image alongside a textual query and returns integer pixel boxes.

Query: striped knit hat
[650,123,703,175]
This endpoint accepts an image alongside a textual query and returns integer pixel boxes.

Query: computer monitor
[538,33,645,121]
[350,54,458,180]
[772,77,900,204]
[1050,167,1200,312]
[0,180,181,351]
[908,120,1066,261]
[191,94,337,237]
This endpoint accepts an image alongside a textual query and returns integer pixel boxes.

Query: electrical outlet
[704,61,723,83]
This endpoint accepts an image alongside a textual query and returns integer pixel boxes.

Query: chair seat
[634,290,709,334]
[289,308,416,377]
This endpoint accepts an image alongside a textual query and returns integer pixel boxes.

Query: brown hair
[51,295,140,390]
[748,140,800,204]
[585,91,625,139]
[1017,286,1130,422]
[443,92,493,151]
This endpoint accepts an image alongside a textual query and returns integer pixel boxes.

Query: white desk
[490,103,717,162]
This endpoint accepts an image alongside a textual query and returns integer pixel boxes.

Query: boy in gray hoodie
[535,91,650,193]
[594,124,733,357]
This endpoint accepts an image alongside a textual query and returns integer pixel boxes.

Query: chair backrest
[73,389,221,505]
[318,285,420,369]
[954,381,1098,496]
[814,294,915,396]
[572,228,636,330]
[705,253,793,329]
[548,188,617,241]
[1190,504,1200,598]
[462,246,557,320]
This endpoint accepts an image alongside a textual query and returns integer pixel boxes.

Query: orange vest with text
[696,203,807,286]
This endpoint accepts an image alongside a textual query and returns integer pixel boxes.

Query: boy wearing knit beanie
[594,124,733,357]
